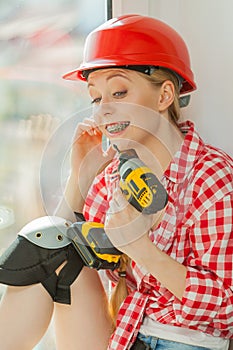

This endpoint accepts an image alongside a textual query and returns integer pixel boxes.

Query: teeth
[106,122,130,134]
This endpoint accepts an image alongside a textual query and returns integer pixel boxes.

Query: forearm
[125,234,187,300]
[54,174,85,221]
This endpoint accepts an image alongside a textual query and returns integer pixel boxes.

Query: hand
[15,114,59,226]
[17,114,59,155]
[67,117,115,204]
[70,117,102,168]
[104,188,163,256]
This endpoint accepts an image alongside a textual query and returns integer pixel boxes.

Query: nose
[93,101,116,125]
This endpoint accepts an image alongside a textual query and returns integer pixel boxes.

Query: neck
[135,115,184,177]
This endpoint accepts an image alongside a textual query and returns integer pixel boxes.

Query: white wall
[112,0,233,157]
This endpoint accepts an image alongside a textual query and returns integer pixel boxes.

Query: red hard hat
[63,14,196,94]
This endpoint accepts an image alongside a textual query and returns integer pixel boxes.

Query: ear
[158,81,175,112]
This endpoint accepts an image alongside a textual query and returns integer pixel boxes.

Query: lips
[105,121,130,134]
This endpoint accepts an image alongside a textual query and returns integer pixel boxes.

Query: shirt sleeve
[178,193,233,331]
[83,171,109,224]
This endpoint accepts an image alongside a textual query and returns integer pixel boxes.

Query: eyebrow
[107,73,131,82]
[87,72,131,88]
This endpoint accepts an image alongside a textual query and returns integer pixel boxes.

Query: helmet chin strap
[179,94,191,108]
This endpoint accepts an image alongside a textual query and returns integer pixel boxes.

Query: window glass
[0,0,106,255]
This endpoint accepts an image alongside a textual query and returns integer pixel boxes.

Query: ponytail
[109,254,129,328]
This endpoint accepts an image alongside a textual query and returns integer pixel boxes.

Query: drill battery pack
[66,221,122,270]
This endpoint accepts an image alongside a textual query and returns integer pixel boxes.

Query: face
[87,68,163,149]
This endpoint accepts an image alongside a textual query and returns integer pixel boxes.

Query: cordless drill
[116,146,168,214]
[66,221,122,270]
[67,147,168,270]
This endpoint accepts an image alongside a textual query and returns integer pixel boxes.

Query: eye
[113,90,127,98]
[91,97,101,104]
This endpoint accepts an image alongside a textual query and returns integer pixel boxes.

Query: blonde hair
[109,254,129,328]
[108,68,181,329]
[145,67,181,124]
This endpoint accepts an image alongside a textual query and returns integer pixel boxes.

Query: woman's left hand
[104,188,162,257]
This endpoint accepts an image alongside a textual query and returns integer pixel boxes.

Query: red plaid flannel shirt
[83,121,233,349]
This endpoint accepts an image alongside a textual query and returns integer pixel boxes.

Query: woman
[0,14,232,350]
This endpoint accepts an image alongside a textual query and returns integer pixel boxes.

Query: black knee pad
[0,216,84,304]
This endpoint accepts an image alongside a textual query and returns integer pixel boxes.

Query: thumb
[112,187,129,210]
[103,143,116,159]
[106,188,129,217]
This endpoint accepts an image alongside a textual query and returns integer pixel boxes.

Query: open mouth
[105,121,130,134]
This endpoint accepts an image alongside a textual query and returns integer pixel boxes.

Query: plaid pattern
[83,121,233,349]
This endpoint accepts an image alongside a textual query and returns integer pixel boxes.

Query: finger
[75,122,101,137]
[83,117,104,135]
[107,189,130,218]
[107,193,123,217]
[81,117,100,130]
[107,200,120,215]
[112,188,128,209]
[103,143,117,159]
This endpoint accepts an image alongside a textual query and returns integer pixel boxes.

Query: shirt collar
[164,120,206,183]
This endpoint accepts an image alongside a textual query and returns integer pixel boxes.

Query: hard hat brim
[63,59,196,95]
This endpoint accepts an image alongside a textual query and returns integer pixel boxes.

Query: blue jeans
[137,333,212,350]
